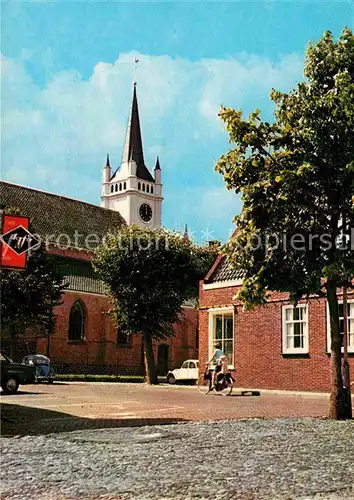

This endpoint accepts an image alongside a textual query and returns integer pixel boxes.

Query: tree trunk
[143,331,158,385]
[46,334,51,358]
[341,285,352,419]
[327,281,345,419]
[140,335,145,377]
[10,331,17,360]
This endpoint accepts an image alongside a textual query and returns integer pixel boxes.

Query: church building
[0,85,198,375]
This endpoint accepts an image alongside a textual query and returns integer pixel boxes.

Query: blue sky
[2,1,353,243]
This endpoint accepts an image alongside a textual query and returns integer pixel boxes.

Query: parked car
[167,359,199,384]
[22,354,56,384]
[0,351,36,394]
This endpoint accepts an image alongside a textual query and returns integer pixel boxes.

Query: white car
[167,359,199,384]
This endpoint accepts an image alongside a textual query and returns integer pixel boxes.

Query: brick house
[199,255,354,392]
[0,85,198,374]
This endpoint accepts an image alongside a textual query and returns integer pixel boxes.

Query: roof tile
[0,181,126,251]
[208,256,244,283]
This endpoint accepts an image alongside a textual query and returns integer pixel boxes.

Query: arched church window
[138,182,141,190]
[119,183,122,191]
[151,186,154,194]
[123,182,126,190]
[110,185,114,193]
[68,300,86,342]
[142,183,145,192]
[115,184,118,192]
[146,185,149,193]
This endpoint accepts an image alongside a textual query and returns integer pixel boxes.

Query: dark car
[0,351,36,394]
[22,354,55,384]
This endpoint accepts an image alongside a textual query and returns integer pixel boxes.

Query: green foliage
[0,208,66,337]
[216,27,354,308]
[93,225,218,339]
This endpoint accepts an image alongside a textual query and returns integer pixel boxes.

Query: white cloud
[1,50,303,235]
[199,53,303,124]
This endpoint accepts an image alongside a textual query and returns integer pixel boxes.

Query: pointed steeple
[154,156,161,170]
[183,224,189,239]
[122,84,154,183]
[102,152,112,190]
[154,156,162,185]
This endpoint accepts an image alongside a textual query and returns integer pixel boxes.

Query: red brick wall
[36,292,198,375]
[154,307,198,370]
[199,280,354,392]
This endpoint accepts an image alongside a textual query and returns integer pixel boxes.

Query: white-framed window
[208,307,234,368]
[282,304,309,354]
[326,300,354,353]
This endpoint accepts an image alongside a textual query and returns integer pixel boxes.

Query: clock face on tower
[139,203,153,223]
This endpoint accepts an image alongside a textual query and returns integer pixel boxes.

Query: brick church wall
[35,291,198,375]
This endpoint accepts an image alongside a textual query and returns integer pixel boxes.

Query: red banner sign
[0,215,32,270]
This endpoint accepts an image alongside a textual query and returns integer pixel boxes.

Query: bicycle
[197,364,235,396]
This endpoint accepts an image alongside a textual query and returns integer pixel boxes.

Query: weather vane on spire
[133,57,139,87]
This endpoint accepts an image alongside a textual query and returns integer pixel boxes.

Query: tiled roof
[208,256,244,283]
[63,275,106,295]
[51,255,106,295]
[0,181,126,251]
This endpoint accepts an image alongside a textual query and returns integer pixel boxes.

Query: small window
[117,324,131,345]
[138,182,141,190]
[142,183,145,192]
[209,309,234,367]
[119,183,122,191]
[146,185,149,193]
[110,185,114,193]
[326,301,354,353]
[123,182,126,190]
[115,184,118,192]
[282,305,308,354]
[189,362,196,369]
[151,186,154,194]
[68,301,86,342]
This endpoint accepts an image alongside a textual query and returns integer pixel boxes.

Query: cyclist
[206,341,224,388]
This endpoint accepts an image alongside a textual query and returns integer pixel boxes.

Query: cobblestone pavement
[0,382,334,436]
[1,418,354,500]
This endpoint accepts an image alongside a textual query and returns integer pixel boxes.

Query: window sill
[281,352,310,358]
[67,339,86,345]
[325,351,354,357]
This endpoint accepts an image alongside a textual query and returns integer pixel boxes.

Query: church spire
[121,84,154,182]
[106,153,110,168]
[122,84,144,167]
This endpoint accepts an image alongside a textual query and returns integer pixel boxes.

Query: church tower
[101,84,163,229]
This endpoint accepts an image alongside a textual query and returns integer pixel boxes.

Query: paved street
[1,418,354,499]
[2,383,354,499]
[0,382,333,435]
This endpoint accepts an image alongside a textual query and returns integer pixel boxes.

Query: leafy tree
[0,209,66,359]
[215,28,354,419]
[93,225,218,384]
